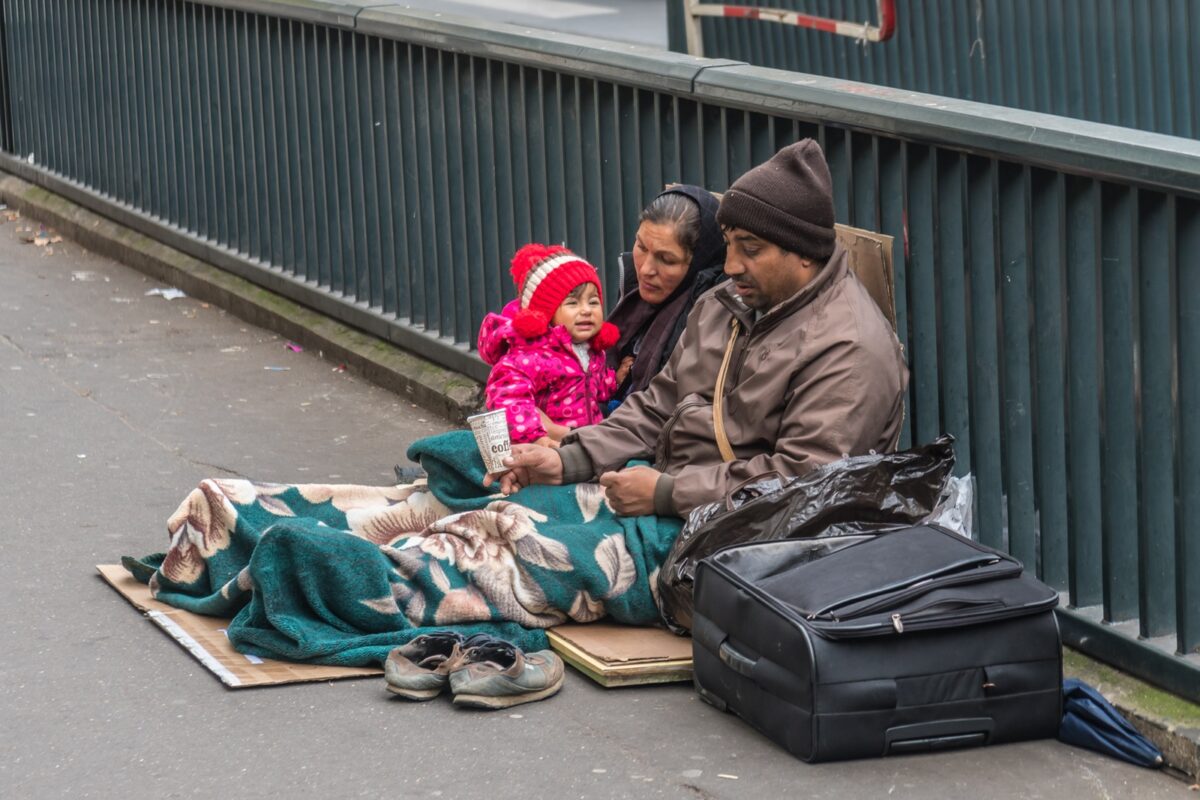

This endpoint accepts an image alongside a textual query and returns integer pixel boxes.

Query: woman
[606,185,727,401]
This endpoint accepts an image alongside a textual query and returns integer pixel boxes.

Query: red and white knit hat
[509,243,618,347]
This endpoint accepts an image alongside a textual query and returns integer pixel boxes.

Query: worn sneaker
[448,639,565,709]
[384,631,466,700]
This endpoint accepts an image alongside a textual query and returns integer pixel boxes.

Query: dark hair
[639,192,700,259]
[566,282,592,301]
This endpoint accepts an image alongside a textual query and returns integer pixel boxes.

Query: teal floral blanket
[123,431,683,666]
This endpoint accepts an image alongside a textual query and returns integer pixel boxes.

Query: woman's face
[632,221,690,305]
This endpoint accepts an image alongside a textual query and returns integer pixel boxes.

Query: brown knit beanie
[715,138,836,262]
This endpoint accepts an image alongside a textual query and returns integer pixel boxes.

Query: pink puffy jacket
[478,304,619,443]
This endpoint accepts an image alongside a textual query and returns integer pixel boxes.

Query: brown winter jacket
[557,243,909,516]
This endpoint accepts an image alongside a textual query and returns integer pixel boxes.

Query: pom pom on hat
[594,321,620,351]
[510,243,557,289]
[508,243,604,338]
[513,308,550,339]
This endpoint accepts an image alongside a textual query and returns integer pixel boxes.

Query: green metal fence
[1,0,1197,700]
[667,0,1200,140]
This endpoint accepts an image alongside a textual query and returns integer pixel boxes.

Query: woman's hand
[615,355,635,385]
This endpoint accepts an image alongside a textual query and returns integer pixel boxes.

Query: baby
[478,243,632,447]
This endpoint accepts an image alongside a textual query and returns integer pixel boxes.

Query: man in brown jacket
[489,139,909,517]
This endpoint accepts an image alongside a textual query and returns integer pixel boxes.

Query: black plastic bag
[657,435,957,634]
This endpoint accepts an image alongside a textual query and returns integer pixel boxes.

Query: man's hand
[482,443,564,495]
[599,466,662,517]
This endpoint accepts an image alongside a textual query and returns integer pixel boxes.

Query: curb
[0,173,484,425]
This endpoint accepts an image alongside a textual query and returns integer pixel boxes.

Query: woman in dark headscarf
[605,185,727,402]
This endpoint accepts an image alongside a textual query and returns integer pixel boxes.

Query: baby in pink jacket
[478,243,632,447]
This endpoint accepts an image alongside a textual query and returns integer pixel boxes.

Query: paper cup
[467,409,512,474]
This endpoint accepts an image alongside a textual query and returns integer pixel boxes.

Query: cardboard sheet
[98,565,382,688]
[547,623,693,688]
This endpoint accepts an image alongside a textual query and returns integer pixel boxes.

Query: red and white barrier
[682,0,896,56]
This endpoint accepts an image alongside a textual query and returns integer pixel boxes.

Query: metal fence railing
[667,0,1200,141]
[1,0,1197,701]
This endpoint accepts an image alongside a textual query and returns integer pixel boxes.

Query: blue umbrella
[1059,678,1164,768]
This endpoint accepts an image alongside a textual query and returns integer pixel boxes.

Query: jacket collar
[544,324,607,356]
[715,242,849,334]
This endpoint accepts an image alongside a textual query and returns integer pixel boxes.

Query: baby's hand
[533,436,562,449]
[615,355,635,384]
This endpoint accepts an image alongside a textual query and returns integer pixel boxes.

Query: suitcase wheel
[693,681,728,713]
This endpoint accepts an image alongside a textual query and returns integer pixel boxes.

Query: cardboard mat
[547,623,693,687]
[97,565,382,688]
[101,565,690,690]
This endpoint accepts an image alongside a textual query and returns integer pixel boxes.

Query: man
[489,139,909,517]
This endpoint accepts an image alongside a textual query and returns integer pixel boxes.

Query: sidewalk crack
[1,332,28,354]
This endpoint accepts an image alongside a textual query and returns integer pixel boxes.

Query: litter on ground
[145,287,187,300]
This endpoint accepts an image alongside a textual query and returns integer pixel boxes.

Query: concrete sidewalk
[0,214,1187,799]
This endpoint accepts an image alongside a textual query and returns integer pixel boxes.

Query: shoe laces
[460,637,520,671]
[407,631,465,668]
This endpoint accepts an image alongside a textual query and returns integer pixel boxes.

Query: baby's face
[552,283,603,344]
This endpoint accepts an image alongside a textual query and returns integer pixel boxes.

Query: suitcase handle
[718,640,757,678]
[884,718,993,755]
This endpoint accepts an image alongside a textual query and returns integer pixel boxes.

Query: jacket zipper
[583,347,595,422]
[656,398,704,469]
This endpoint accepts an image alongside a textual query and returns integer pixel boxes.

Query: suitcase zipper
[820,597,1055,638]
[700,535,1058,641]
[805,555,1006,620]
[888,598,1002,634]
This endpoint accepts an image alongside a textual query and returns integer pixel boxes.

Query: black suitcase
[692,525,1062,762]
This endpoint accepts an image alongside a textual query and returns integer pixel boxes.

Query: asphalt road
[0,214,1188,798]
[392,0,669,48]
